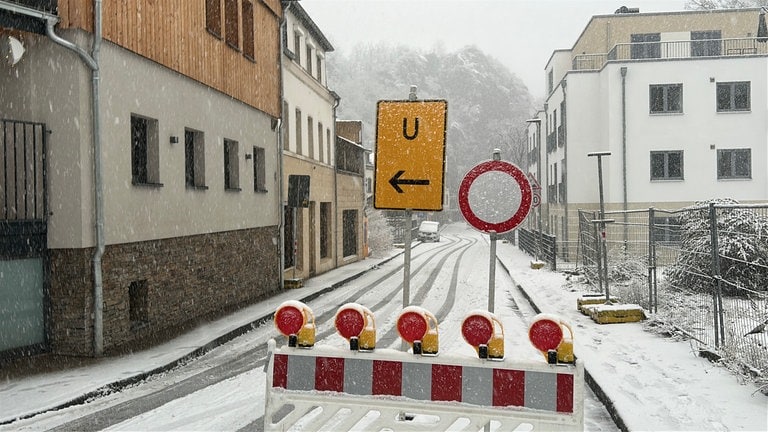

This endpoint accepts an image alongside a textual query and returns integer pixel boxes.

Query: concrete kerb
[2,252,405,426]
[494,258,629,432]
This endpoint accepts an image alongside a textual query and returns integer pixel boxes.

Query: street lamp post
[588,151,613,303]
[526,118,543,263]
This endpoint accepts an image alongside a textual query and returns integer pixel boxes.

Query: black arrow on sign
[389,170,430,193]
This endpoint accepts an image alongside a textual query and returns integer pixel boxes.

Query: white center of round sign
[458,160,532,234]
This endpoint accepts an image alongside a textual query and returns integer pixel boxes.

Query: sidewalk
[0,252,401,425]
[494,240,767,432]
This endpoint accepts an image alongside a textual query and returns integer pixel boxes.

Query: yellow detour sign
[374,100,447,211]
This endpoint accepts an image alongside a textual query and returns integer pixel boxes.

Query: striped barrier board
[264,339,584,431]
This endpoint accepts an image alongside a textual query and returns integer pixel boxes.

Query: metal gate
[0,119,48,355]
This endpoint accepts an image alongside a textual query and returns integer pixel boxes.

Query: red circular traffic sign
[458,160,532,234]
[461,314,493,347]
[528,318,564,352]
[397,311,428,343]
[335,307,365,339]
[274,305,304,336]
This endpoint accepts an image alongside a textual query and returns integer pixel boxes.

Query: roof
[283,1,334,52]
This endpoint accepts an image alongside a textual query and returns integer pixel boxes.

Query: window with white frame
[650,150,683,180]
[717,148,751,179]
[717,81,750,112]
[649,84,682,114]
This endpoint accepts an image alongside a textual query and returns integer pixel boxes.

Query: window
[717,149,751,179]
[316,54,323,82]
[631,33,660,59]
[242,0,254,60]
[224,139,240,190]
[224,0,239,49]
[318,122,324,162]
[131,114,160,185]
[306,43,313,75]
[650,151,683,180]
[284,206,295,269]
[282,101,290,150]
[293,30,301,59]
[129,280,149,330]
[547,69,554,94]
[295,108,302,154]
[342,210,358,257]
[253,146,266,192]
[326,129,331,162]
[307,116,314,159]
[717,81,750,112]
[184,129,206,188]
[205,0,221,38]
[649,84,682,114]
[691,30,721,57]
[320,202,331,258]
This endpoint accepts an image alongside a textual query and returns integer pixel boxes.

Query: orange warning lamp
[528,313,574,364]
[461,310,505,360]
[396,306,439,355]
[274,300,315,348]
[335,303,376,351]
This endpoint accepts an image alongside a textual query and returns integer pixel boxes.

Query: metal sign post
[458,153,532,316]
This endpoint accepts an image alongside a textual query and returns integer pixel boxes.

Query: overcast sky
[301,0,688,99]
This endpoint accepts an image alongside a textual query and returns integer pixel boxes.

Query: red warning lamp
[396,306,439,355]
[274,300,315,348]
[528,313,574,364]
[335,303,376,351]
[461,310,504,359]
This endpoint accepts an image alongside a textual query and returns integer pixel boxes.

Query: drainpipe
[278,1,290,289]
[44,1,103,356]
[620,66,628,243]
[331,93,340,266]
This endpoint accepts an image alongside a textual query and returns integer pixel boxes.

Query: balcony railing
[573,37,768,71]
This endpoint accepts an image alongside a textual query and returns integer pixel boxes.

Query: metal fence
[577,202,768,384]
[518,227,557,270]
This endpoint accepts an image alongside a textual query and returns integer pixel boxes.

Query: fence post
[708,203,724,347]
[648,208,656,313]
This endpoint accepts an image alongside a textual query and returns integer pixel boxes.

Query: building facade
[280,1,341,282]
[1,0,282,357]
[526,7,768,257]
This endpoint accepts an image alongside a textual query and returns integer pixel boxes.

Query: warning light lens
[397,311,428,343]
[335,307,365,340]
[528,318,564,352]
[461,314,493,347]
[275,305,304,336]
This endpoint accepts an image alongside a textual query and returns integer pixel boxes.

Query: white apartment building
[527,7,768,254]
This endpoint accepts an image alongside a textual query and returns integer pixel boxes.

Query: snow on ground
[1,224,767,431]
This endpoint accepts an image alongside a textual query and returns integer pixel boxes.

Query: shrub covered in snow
[366,208,394,258]
[665,198,768,296]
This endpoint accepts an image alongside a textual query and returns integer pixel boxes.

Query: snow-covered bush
[665,198,768,296]
[366,208,394,258]
[606,248,649,308]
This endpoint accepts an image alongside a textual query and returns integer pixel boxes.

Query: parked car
[418,221,440,242]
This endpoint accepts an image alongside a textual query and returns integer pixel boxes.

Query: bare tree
[686,0,767,9]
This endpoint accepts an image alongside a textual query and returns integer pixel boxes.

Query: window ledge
[717,177,752,181]
[187,185,209,191]
[225,187,242,192]
[649,111,684,116]
[716,109,751,114]
[132,181,164,188]
[255,188,268,193]
[650,178,684,182]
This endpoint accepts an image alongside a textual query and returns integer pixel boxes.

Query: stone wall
[49,226,281,356]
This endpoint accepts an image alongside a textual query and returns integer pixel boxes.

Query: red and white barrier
[264,339,584,431]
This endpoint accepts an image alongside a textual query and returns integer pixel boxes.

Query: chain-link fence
[576,202,768,386]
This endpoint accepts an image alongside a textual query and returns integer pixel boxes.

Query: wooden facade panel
[59,0,280,117]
